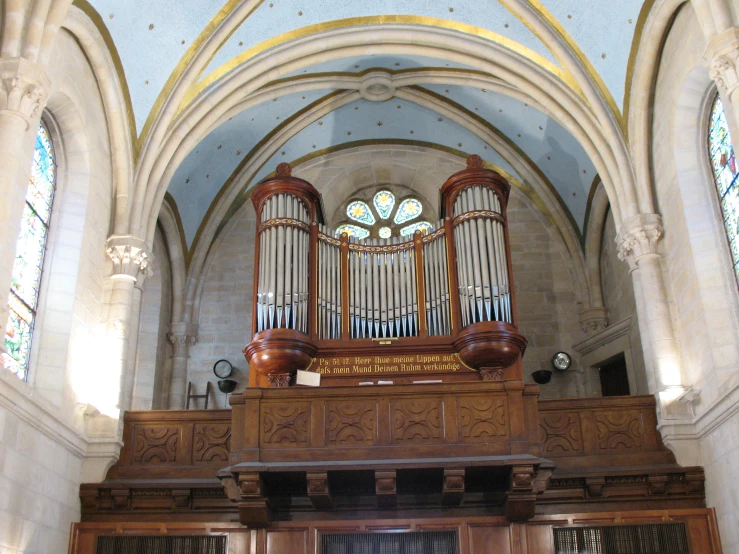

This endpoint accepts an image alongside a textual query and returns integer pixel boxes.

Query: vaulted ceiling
[84,0,647,253]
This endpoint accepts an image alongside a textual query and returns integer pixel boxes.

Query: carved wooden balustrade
[80,410,234,519]
[79,394,706,526]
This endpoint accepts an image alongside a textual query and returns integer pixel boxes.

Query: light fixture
[551,351,572,371]
[214,359,237,393]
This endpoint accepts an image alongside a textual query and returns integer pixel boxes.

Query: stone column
[706,28,739,151]
[121,273,146,412]
[0,59,49,344]
[167,322,197,409]
[81,235,153,482]
[616,214,695,419]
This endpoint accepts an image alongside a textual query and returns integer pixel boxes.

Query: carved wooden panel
[595,410,644,451]
[539,413,583,455]
[193,424,231,464]
[457,396,509,442]
[262,402,310,446]
[391,399,442,443]
[132,426,179,464]
[325,401,376,446]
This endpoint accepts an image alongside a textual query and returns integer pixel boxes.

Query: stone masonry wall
[0,29,115,554]
[600,208,647,394]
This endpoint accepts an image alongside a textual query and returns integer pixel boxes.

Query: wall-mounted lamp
[214,359,237,393]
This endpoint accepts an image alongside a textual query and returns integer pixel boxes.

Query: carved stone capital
[615,213,663,271]
[0,58,50,129]
[706,28,739,95]
[579,307,608,337]
[168,322,198,351]
[106,235,154,284]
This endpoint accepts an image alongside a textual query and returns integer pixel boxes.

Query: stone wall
[650,4,739,551]
[186,203,256,408]
[133,227,173,410]
[507,193,583,399]
[599,209,647,394]
[0,28,115,554]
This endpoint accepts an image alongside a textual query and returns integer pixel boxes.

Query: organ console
[244,155,528,387]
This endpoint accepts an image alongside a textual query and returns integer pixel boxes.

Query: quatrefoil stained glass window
[3,121,56,380]
[336,190,432,239]
[708,95,739,284]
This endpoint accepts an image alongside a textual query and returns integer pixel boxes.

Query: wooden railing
[538,395,676,470]
[106,409,232,480]
[105,394,677,480]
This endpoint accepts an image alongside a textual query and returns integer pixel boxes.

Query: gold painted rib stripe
[72,0,139,162]
[507,0,627,138]
[136,0,264,156]
[179,15,578,113]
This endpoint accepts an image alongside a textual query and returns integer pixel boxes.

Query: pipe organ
[244,156,527,387]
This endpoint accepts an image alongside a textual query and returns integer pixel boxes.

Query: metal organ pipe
[255,192,310,334]
[453,185,512,325]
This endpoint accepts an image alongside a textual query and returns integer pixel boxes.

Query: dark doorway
[599,353,630,396]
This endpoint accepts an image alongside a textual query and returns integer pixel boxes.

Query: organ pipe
[246,156,525,387]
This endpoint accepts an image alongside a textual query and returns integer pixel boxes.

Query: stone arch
[132,27,637,246]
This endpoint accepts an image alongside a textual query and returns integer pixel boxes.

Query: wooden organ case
[244,155,528,387]
[71,156,724,554]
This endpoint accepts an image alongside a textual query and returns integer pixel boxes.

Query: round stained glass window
[337,189,433,240]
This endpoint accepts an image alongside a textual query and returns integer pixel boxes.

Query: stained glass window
[338,190,430,239]
[346,201,376,225]
[336,224,370,239]
[708,95,739,283]
[373,191,395,220]
[400,221,434,236]
[393,198,423,224]
[2,121,56,380]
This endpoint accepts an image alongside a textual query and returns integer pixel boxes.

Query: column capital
[168,322,198,347]
[578,307,608,337]
[106,235,154,284]
[615,213,664,271]
[705,27,739,95]
[0,58,50,129]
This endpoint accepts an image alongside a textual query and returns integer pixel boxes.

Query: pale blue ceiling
[542,0,645,108]
[169,88,332,244]
[87,0,224,133]
[422,84,596,226]
[202,0,559,80]
[251,97,520,187]
[87,0,648,133]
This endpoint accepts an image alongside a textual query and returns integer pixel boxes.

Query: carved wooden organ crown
[244,156,528,387]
